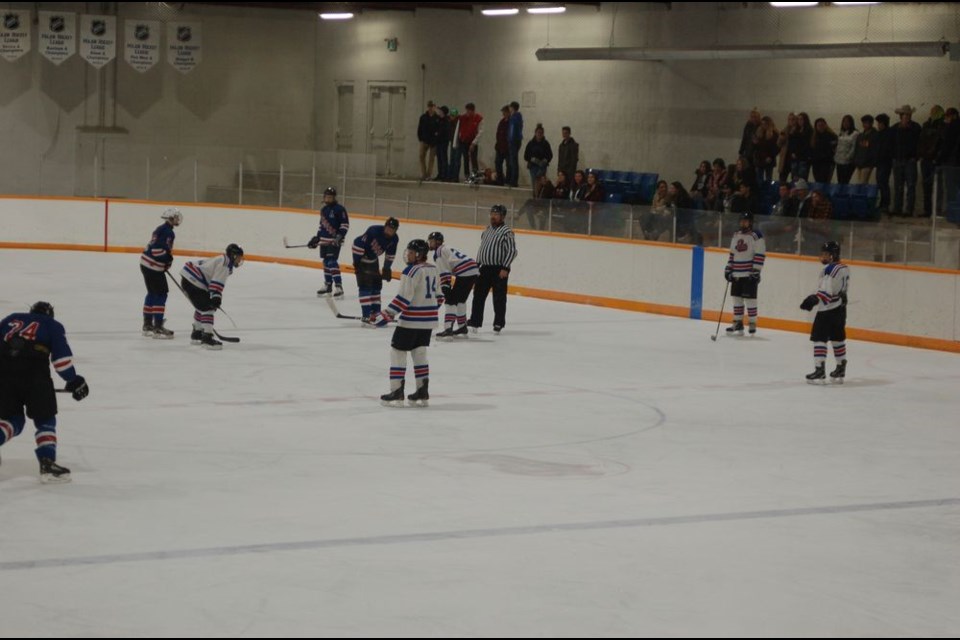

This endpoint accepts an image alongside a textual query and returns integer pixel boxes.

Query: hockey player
[724,211,766,336]
[801,241,850,383]
[180,244,244,351]
[376,239,440,407]
[352,217,399,323]
[307,187,350,298]
[427,231,479,338]
[139,207,182,338]
[0,302,89,483]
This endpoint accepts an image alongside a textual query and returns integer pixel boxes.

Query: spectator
[670,182,700,245]
[526,174,554,230]
[809,190,834,220]
[523,123,553,195]
[417,101,441,181]
[918,105,945,217]
[891,104,922,216]
[457,103,484,181]
[729,156,756,192]
[553,170,571,201]
[740,108,761,160]
[557,126,579,179]
[446,108,461,182]
[644,180,672,241]
[690,160,711,208]
[778,112,798,183]
[753,116,779,184]
[583,171,605,202]
[730,182,758,216]
[854,115,878,184]
[770,183,797,217]
[939,107,960,212]
[793,180,814,218]
[435,106,452,181]
[834,114,859,185]
[875,113,894,213]
[651,179,671,213]
[707,158,728,211]
[534,174,554,199]
[494,105,510,186]
[507,101,523,187]
[570,169,588,201]
[811,118,838,184]
[788,112,814,182]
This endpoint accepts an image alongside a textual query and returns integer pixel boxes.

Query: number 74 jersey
[386,262,440,330]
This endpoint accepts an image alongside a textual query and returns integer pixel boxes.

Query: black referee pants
[469,265,508,329]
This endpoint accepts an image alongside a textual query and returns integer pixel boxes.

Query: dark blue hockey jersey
[352,225,398,268]
[316,203,350,245]
[140,222,176,272]
[0,312,79,382]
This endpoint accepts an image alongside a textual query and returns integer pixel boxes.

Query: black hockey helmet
[225,243,245,266]
[427,231,444,245]
[323,186,337,198]
[407,239,430,262]
[385,217,400,232]
[490,204,507,217]
[739,211,754,225]
[30,301,54,317]
[821,241,841,261]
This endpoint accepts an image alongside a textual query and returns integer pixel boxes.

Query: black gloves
[749,271,761,283]
[334,234,345,247]
[210,296,222,309]
[441,285,453,299]
[382,267,393,282]
[307,236,320,249]
[724,267,733,283]
[65,376,89,401]
[800,295,819,311]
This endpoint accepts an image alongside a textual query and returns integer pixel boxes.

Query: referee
[468,204,518,334]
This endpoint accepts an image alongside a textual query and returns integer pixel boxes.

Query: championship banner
[124,20,160,72]
[79,15,116,69]
[0,10,31,62]
[39,12,77,65]
[167,22,201,74]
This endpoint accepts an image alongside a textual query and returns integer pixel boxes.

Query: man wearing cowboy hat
[891,104,922,217]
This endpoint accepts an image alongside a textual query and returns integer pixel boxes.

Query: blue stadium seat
[606,193,623,204]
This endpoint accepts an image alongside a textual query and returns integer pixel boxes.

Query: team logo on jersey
[177,26,192,42]
[3,13,20,30]
[50,15,65,32]
[91,19,107,36]
[135,24,150,40]
[736,239,748,252]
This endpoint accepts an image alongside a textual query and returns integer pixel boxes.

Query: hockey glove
[334,234,345,247]
[307,236,320,249]
[374,311,393,327]
[800,294,819,311]
[209,296,222,310]
[441,285,453,299]
[749,271,761,283]
[382,267,393,282]
[65,375,89,402]
[724,267,733,283]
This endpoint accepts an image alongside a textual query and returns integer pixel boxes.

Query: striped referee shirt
[476,223,518,269]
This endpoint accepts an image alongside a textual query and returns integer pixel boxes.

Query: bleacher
[585,169,660,205]
[758,180,881,221]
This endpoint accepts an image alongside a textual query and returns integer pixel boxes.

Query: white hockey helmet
[161,207,183,226]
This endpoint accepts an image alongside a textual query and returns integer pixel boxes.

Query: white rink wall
[1,197,958,347]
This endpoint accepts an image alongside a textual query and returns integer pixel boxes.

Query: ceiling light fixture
[527,6,566,14]
[319,12,355,20]
[481,8,520,16]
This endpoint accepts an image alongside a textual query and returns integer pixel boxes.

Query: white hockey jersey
[181,255,234,299]
[432,244,479,286]
[814,262,849,312]
[386,262,440,330]
[727,230,766,279]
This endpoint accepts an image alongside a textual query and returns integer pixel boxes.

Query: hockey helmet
[323,186,337,198]
[739,211,754,225]
[406,239,430,263]
[384,217,400,232]
[225,243,245,266]
[30,301,54,317]
[821,241,841,261]
[161,207,183,226]
[490,204,507,217]
[427,231,444,246]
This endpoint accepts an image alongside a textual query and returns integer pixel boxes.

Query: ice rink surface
[1,249,958,637]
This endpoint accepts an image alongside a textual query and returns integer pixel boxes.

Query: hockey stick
[165,271,241,342]
[710,281,730,342]
[323,294,364,320]
[283,235,312,249]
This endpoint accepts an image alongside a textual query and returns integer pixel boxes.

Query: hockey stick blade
[323,294,363,320]
[213,329,240,343]
[283,236,311,249]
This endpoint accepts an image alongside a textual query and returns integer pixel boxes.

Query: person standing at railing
[918,105,945,217]
[853,115,878,185]
[468,205,517,335]
[874,113,894,214]
[557,126,579,180]
[891,104,922,217]
[417,101,441,181]
[724,212,765,337]
[507,101,523,188]
[437,106,455,182]
[457,103,484,181]
[140,207,182,339]
[494,105,511,186]
[939,108,960,214]
[308,187,349,298]
[524,124,553,196]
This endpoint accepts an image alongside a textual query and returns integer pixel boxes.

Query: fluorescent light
[481,8,520,16]
[832,2,880,5]
[769,2,819,6]
[527,6,566,14]
[319,12,354,20]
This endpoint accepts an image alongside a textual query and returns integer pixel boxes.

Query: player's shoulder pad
[753,230,764,239]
